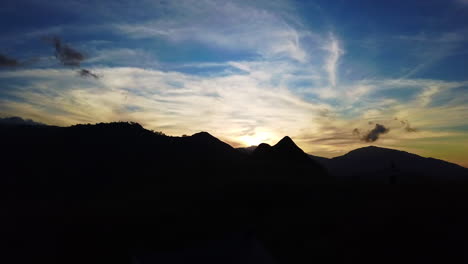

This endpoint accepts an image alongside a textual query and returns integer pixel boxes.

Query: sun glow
[239,132,273,147]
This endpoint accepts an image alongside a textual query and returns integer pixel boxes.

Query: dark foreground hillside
[1,122,468,264]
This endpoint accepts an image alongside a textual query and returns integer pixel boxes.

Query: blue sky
[1,0,468,166]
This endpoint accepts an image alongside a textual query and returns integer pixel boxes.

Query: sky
[1,0,468,166]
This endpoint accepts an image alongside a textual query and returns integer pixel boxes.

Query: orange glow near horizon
[238,131,274,147]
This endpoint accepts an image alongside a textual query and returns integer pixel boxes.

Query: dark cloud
[0,116,45,126]
[78,69,99,79]
[0,54,20,67]
[44,36,85,66]
[362,124,389,142]
[352,128,360,136]
[400,120,418,132]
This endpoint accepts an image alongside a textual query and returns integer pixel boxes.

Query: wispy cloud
[397,31,467,78]
[115,0,309,62]
[1,66,467,158]
[0,67,330,145]
[323,34,344,87]
[86,48,159,68]
[1,0,467,166]
[398,119,418,132]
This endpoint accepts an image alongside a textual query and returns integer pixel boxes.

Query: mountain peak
[188,131,237,149]
[192,131,214,139]
[252,136,311,162]
[273,136,302,153]
[277,136,294,145]
[188,131,225,145]
[254,142,272,152]
[344,145,409,157]
[190,132,226,144]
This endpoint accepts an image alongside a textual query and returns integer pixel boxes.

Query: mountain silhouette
[253,136,312,161]
[244,142,468,183]
[180,131,242,161]
[309,146,468,183]
[272,136,310,160]
[249,136,328,185]
[2,120,468,264]
[252,142,272,155]
[0,116,45,126]
[236,145,258,154]
[0,121,328,264]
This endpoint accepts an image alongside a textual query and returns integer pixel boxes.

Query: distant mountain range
[239,144,468,182]
[2,118,468,264]
[0,116,45,126]
[309,146,468,182]
[2,116,466,183]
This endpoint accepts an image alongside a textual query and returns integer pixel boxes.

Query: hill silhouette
[0,116,46,126]
[1,120,468,264]
[236,145,258,154]
[245,143,468,183]
[254,136,311,161]
[308,146,468,183]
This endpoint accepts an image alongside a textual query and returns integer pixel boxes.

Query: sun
[239,132,272,146]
